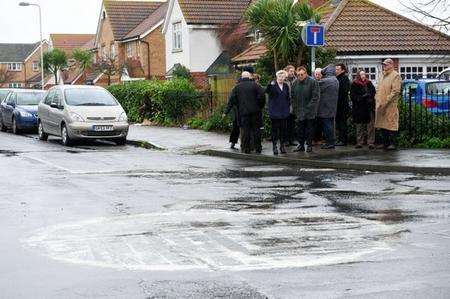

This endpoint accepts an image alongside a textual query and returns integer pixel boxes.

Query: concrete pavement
[128,125,450,175]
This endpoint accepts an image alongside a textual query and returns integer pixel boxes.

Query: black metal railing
[400,86,450,144]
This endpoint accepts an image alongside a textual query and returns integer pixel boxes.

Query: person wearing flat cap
[375,58,402,150]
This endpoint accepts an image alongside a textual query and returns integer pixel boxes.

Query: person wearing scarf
[350,70,376,149]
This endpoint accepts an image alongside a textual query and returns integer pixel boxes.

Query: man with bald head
[227,71,265,154]
[375,58,402,150]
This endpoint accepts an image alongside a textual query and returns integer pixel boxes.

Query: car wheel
[38,121,48,141]
[0,117,6,132]
[61,124,72,146]
[114,137,127,146]
[12,117,20,135]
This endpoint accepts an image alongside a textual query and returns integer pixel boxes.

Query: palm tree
[72,49,93,83]
[245,0,330,70]
[43,49,68,85]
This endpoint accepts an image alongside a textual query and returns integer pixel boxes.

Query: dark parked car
[0,88,12,102]
[0,89,45,134]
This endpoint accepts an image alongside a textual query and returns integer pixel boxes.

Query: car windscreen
[0,90,10,102]
[426,82,450,94]
[64,89,118,106]
[16,92,44,105]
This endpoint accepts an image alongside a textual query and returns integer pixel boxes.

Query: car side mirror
[50,102,60,109]
[7,102,15,107]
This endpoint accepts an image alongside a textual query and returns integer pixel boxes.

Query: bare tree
[0,65,13,85]
[94,56,119,86]
[401,0,450,31]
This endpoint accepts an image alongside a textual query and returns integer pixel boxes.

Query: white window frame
[172,22,182,52]
[7,63,22,71]
[399,65,424,80]
[8,83,23,88]
[32,61,39,71]
[350,65,379,82]
[126,42,133,58]
[425,65,449,79]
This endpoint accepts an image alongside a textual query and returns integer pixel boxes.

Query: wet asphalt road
[0,131,449,298]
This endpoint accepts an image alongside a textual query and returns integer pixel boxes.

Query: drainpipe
[139,37,151,79]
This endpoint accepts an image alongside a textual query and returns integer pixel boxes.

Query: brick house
[50,34,96,58]
[232,0,450,82]
[92,0,168,85]
[0,41,49,89]
[162,0,252,85]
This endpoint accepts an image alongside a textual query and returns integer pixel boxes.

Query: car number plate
[93,125,113,131]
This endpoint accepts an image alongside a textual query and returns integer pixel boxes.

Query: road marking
[24,209,401,271]
[23,155,75,173]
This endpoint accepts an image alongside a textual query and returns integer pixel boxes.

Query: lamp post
[19,2,44,90]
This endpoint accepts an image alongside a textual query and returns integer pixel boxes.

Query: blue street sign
[304,24,325,47]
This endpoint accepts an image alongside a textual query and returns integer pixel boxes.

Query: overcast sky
[0,0,445,43]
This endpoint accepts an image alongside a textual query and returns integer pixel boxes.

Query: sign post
[301,23,325,74]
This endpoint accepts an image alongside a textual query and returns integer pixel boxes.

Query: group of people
[225,59,402,155]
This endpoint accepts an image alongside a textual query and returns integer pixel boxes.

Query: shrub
[202,104,232,132]
[107,78,200,125]
[172,64,191,80]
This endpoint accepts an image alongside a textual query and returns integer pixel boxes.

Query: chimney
[309,0,327,8]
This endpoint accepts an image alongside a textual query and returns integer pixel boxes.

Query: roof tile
[325,0,450,54]
[104,1,165,40]
[178,0,252,25]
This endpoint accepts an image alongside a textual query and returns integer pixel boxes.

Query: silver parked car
[37,85,129,146]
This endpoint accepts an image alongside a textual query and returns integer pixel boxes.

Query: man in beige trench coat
[375,59,402,150]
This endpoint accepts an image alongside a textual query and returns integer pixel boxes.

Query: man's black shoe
[293,145,305,152]
[386,144,397,151]
[230,143,236,149]
[321,144,335,150]
[335,141,347,146]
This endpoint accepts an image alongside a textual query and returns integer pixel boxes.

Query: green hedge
[107,78,200,124]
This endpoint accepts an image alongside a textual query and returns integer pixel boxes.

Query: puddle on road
[0,150,19,157]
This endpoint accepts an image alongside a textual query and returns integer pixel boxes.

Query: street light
[19,2,44,90]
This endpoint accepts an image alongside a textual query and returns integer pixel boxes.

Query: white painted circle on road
[24,209,399,271]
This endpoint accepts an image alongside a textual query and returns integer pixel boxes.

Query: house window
[400,66,424,80]
[110,43,116,59]
[126,42,133,58]
[7,63,22,71]
[32,61,39,71]
[351,66,378,81]
[172,22,182,51]
[425,66,449,78]
[8,83,22,88]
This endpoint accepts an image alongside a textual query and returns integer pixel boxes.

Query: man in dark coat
[227,71,265,154]
[291,66,320,153]
[224,66,257,149]
[335,63,351,146]
[317,65,339,149]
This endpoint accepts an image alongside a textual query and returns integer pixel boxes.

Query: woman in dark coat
[266,70,291,155]
[350,70,376,149]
